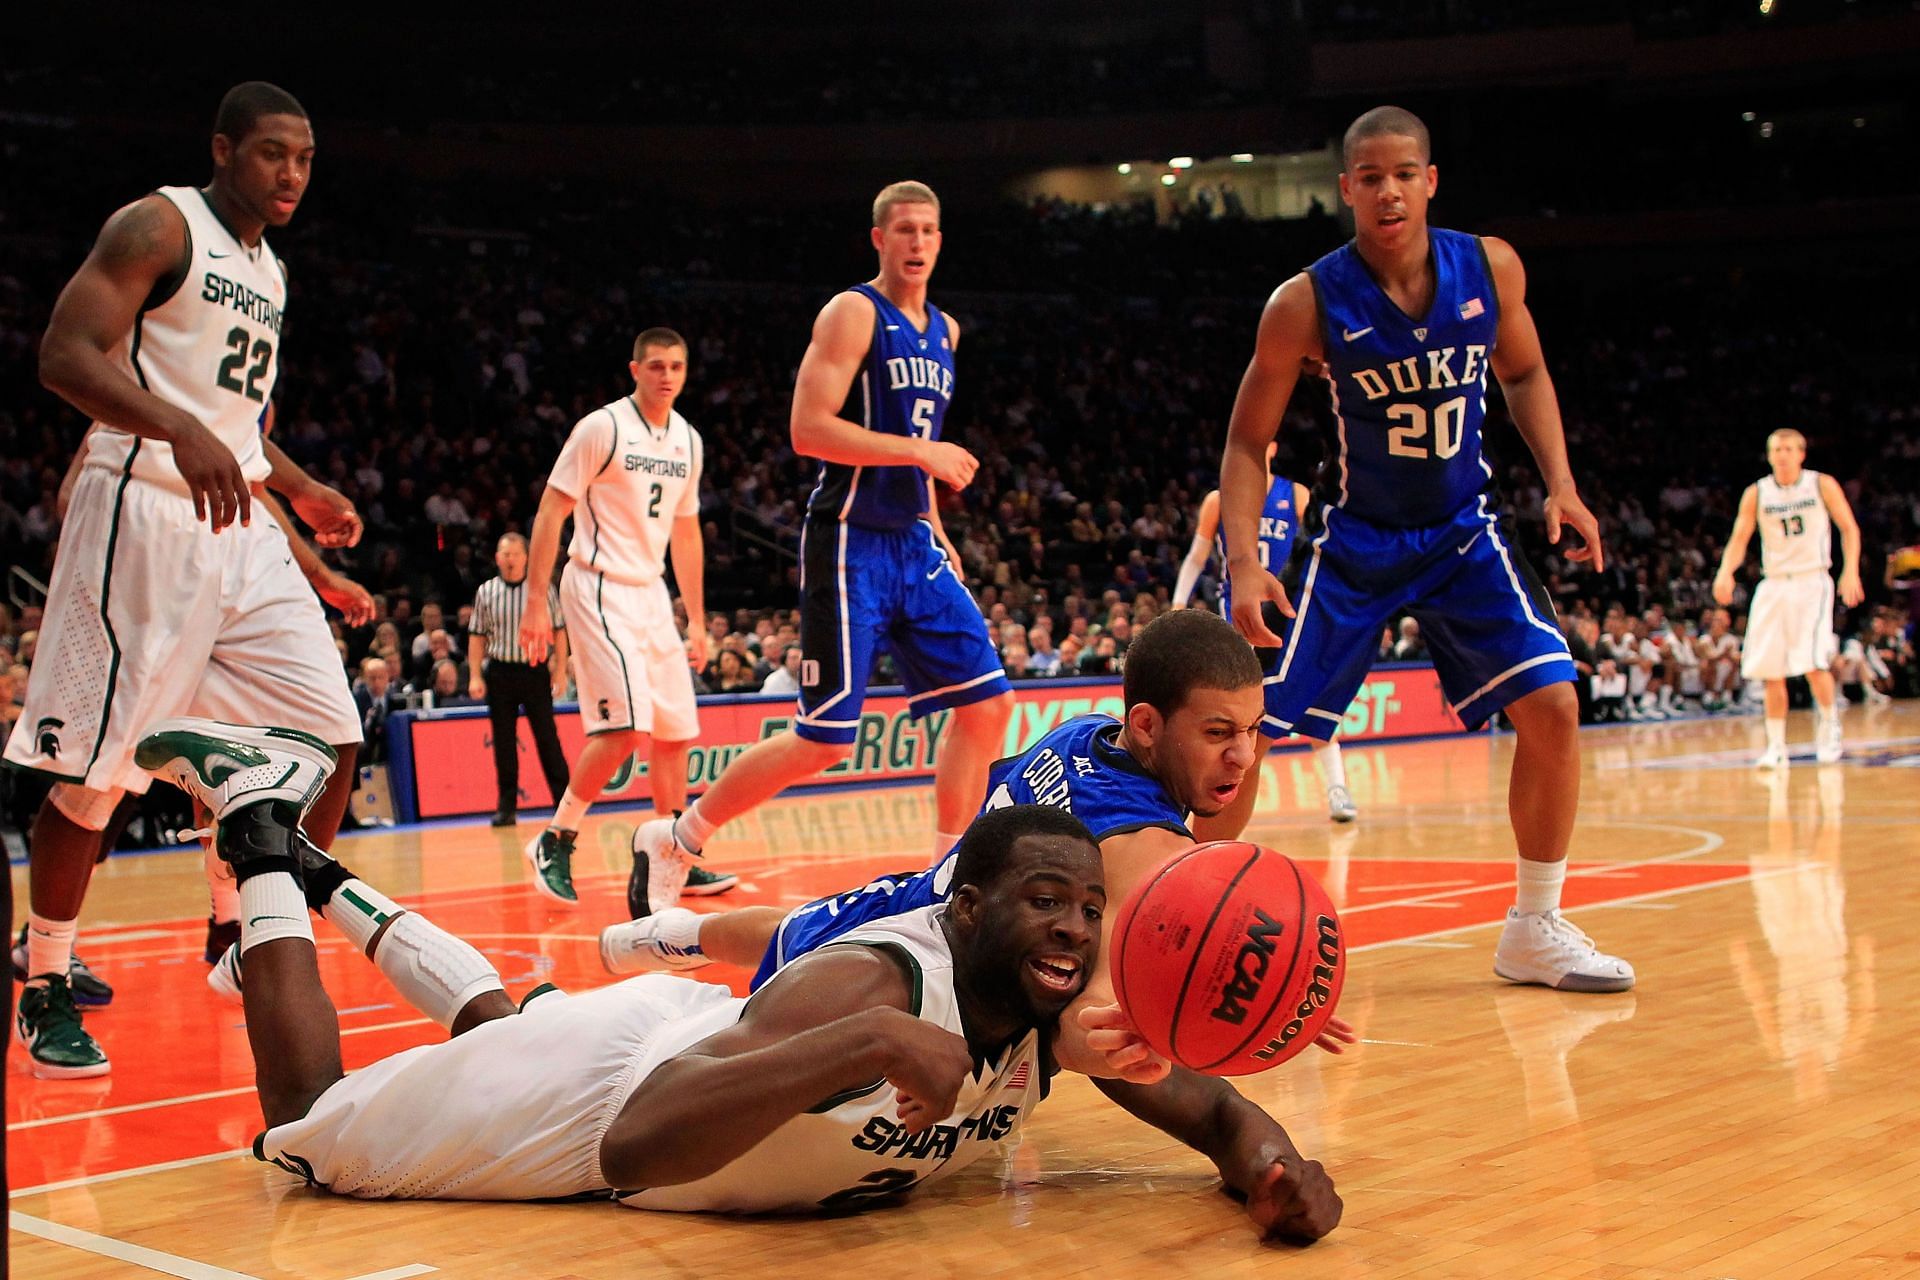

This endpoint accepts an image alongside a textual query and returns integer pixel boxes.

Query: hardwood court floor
[10,704,1919,1278]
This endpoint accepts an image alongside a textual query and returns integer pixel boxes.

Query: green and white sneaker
[525,828,578,903]
[135,718,337,823]
[18,975,111,1079]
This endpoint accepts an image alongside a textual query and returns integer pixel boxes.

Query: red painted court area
[6,850,1751,1192]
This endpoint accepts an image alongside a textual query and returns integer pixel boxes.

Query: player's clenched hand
[1711,572,1735,607]
[1077,1003,1172,1085]
[293,483,364,548]
[170,418,250,532]
[684,626,710,671]
[877,1012,973,1133]
[1228,560,1294,647]
[317,571,375,627]
[1312,1015,1358,1056]
[1838,568,1865,608]
[1545,485,1604,572]
[1245,1157,1342,1244]
[520,597,554,666]
[919,440,979,490]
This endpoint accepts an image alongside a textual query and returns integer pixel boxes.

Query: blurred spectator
[354,656,407,763]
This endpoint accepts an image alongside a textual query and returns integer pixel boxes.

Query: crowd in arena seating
[3,139,1918,839]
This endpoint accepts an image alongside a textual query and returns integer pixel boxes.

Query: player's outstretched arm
[40,194,251,529]
[1818,473,1866,606]
[1222,275,1317,644]
[1093,1068,1342,1244]
[1713,485,1760,605]
[1483,237,1603,571]
[600,946,972,1191]
[1173,491,1221,608]
[791,291,977,489]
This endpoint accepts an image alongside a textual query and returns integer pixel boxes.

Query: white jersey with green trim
[546,397,703,587]
[1757,469,1830,576]
[85,185,284,497]
[620,904,1047,1213]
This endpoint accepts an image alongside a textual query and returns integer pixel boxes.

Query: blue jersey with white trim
[1309,228,1500,528]
[804,283,955,531]
[750,714,1188,990]
[1215,477,1297,619]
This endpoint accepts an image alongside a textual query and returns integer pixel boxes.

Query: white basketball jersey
[621,906,1046,1214]
[547,397,703,586]
[85,186,283,496]
[1756,470,1830,576]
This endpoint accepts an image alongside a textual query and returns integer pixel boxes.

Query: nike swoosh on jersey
[209,250,232,258]
[1342,326,1373,342]
[1457,531,1484,555]
[885,324,900,331]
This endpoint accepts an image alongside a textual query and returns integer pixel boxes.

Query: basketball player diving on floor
[149,717,1338,1240]
[4,82,365,1079]
[603,609,1357,1077]
[1219,105,1633,994]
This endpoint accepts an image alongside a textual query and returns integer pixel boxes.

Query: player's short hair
[1123,610,1262,716]
[214,82,308,144]
[1342,105,1432,168]
[1766,428,1807,451]
[632,327,687,361]
[873,181,940,228]
[953,804,1097,891]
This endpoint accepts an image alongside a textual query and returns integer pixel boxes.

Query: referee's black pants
[485,660,571,814]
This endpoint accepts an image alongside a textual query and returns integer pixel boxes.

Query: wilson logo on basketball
[1251,916,1342,1062]
[1209,908,1287,1026]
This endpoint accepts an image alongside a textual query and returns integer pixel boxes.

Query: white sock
[24,914,77,981]
[1515,859,1566,916]
[1314,740,1348,791]
[676,801,718,855]
[933,831,963,860]
[321,879,405,955]
[551,788,591,834]
[1766,718,1787,753]
[1816,702,1837,728]
[238,873,315,955]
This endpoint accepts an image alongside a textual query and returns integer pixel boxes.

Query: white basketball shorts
[258,975,734,1200]
[560,564,699,740]
[1741,572,1837,681]
[3,468,360,793]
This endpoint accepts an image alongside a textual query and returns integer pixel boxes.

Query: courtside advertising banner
[389,666,1466,822]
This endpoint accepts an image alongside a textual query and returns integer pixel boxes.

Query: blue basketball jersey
[750,713,1189,989]
[1215,477,1298,620]
[1309,228,1500,528]
[804,283,955,531]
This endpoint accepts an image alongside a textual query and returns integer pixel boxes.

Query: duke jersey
[1756,470,1830,575]
[1215,478,1298,619]
[750,713,1189,990]
[804,283,955,531]
[1310,228,1501,528]
[624,906,1045,1213]
[546,397,703,586]
[85,186,285,497]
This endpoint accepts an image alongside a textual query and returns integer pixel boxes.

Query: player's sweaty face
[1156,686,1263,818]
[229,114,315,228]
[633,345,688,407]
[875,203,941,282]
[1340,134,1433,246]
[965,834,1104,1022]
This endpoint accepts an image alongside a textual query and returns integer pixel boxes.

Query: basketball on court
[1110,841,1345,1077]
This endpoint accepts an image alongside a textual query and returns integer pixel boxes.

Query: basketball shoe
[1815,715,1844,765]
[1327,785,1358,824]
[11,925,113,1007]
[17,973,111,1079]
[524,828,578,903]
[600,906,712,974]
[628,818,737,918]
[1754,745,1789,770]
[135,719,337,823]
[1493,909,1635,993]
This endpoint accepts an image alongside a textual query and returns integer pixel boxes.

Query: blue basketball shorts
[1263,496,1575,739]
[793,519,1010,746]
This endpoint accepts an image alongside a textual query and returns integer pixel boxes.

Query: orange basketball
[1110,841,1345,1077]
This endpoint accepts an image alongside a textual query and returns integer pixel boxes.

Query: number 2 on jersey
[648,483,663,519]
[215,326,272,403]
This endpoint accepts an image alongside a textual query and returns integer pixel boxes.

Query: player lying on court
[151,719,1338,1238]
[604,609,1357,1079]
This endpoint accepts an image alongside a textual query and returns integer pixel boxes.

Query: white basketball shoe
[1493,909,1636,993]
[600,907,712,974]
[135,718,336,822]
[1326,785,1359,824]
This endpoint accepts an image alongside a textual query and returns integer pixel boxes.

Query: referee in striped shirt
[469,533,572,827]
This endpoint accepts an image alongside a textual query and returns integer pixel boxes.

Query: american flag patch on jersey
[1005,1060,1031,1091]
[1459,297,1485,320]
